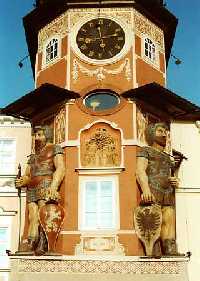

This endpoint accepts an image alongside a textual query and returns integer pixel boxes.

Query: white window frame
[79,176,119,231]
[0,138,16,175]
[42,36,61,68]
[142,36,159,67]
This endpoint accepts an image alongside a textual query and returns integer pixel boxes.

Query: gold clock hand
[101,33,118,39]
[97,26,102,39]
[85,37,102,43]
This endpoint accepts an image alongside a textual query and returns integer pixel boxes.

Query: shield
[134,204,162,256]
[39,202,65,254]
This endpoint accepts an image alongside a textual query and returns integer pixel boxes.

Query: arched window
[45,38,59,64]
[144,38,156,62]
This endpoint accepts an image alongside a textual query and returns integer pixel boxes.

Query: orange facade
[24,6,169,256]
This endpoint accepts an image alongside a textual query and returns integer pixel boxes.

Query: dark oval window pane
[84,92,119,111]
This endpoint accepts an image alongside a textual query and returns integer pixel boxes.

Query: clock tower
[8,0,193,257]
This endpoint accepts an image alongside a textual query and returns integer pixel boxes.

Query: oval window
[84,92,120,111]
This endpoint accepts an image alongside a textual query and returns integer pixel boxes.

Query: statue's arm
[136,157,155,203]
[50,153,65,192]
[15,165,31,188]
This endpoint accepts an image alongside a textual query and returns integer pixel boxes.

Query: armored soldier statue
[15,125,65,255]
[136,123,179,255]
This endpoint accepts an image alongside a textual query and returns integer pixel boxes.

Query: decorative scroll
[70,8,132,28]
[38,12,68,52]
[81,123,121,167]
[73,58,131,82]
[134,204,162,256]
[54,107,66,144]
[134,10,164,50]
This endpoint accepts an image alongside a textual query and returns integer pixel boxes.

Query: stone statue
[135,123,179,256]
[15,125,65,255]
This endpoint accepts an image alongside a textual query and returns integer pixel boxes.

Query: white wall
[171,122,200,188]
[0,118,31,280]
[172,122,200,281]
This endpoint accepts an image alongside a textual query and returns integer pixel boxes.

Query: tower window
[144,38,156,62]
[45,38,59,64]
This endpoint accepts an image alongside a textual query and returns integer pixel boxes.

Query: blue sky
[0,1,200,108]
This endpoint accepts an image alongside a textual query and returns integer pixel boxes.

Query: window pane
[85,213,97,227]
[85,182,97,213]
[0,228,7,242]
[100,196,113,212]
[85,196,97,212]
[100,212,113,228]
[0,139,15,174]
[0,228,8,255]
[0,244,7,255]
[100,181,112,195]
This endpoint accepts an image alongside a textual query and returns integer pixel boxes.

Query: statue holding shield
[135,123,179,256]
[15,125,65,255]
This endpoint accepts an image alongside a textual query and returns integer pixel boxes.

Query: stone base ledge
[9,255,189,281]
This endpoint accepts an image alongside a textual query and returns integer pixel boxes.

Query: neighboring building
[0,114,31,281]
[171,122,200,281]
[2,1,200,281]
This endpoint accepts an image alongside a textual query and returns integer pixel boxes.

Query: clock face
[76,18,125,60]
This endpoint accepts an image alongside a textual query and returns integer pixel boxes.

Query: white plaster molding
[0,207,17,216]
[75,167,125,175]
[176,188,200,194]
[61,140,80,147]
[9,255,189,262]
[72,58,131,82]
[0,188,26,197]
[60,229,136,235]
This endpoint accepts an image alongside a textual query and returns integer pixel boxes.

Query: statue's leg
[27,202,39,250]
[160,206,175,239]
[35,199,48,255]
[160,206,177,255]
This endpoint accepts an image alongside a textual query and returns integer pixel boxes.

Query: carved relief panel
[136,107,149,145]
[75,234,125,255]
[54,106,66,144]
[80,122,121,167]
